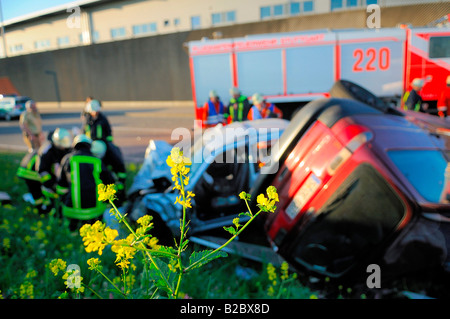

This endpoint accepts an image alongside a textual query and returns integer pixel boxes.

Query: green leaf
[223,226,236,235]
[147,259,177,294]
[188,250,228,271]
[239,212,253,218]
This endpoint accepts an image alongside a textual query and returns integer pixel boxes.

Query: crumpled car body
[124,119,289,240]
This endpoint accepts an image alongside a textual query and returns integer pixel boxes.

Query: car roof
[349,113,450,151]
[202,118,289,154]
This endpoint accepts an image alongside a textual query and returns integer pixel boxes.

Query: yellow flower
[2,237,10,250]
[256,187,279,213]
[280,261,289,281]
[137,215,153,227]
[266,186,279,202]
[79,221,117,255]
[49,259,67,276]
[98,183,117,202]
[19,282,34,299]
[111,235,137,270]
[87,258,102,270]
[267,263,277,282]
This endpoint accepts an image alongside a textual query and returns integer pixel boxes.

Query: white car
[0,95,31,121]
[120,119,289,244]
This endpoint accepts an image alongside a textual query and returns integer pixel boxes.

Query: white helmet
[85,99,101,113]
[411,78,424,89]
[229,87,240,96]
[52,128,73,149]
[252,93,264,105]
[72,134,92,148]
[91,140,107,159]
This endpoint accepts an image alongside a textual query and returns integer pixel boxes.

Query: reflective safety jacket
[84,112,113,142]
[247,105,262,121]
[17,151,45,206]
[58,147,114,220]
[225,95,250,124]
[203,100,225,127]
[260,102,283,119]
[402,89,423,112]
[36,143,69,193]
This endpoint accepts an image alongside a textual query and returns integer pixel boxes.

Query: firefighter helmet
[91,140,107,159]
[72,134,92,148]
[252,93,264,105]
[52,128,73,149]
[85,99,101,113]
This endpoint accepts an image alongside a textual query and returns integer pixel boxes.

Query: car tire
[329,79,389,112]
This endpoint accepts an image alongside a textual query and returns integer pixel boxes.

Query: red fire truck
[188,25,450,122]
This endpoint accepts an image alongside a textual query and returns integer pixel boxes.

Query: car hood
[127,139,173,195]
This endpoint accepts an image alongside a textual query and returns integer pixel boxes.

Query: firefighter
[91,139,126,206]
[57,134,115,228]
[20,100,44,152]
[83,99,127,198]
[16,150,49,213]
[83,99,112,142]
[225,87,251,124]
[251,93,283,119]
[36,128,73,206]
[203,90,225,128]
[437,75,450,118]
[402,78,426,112]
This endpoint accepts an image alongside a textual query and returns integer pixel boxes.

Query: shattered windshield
[388,149,448,203]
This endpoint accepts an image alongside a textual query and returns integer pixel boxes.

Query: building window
[366,0,377,4]
[260,6,271,19]
[346,0,358,7]
[273,4,284,16]
[110,27,126,39]
[212,10,236,25]
[191,15,201,29]
[34,39,51,50]
[174,18,180,26]
[57,36,70,47]
[304,1,314,12]
[290,2,301,15]
[132,23,157,36]
[331,0,343,10]
[10,44,23,54]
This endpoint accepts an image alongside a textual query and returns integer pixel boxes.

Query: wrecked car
[252,80,450,281]
[122,119,289,244]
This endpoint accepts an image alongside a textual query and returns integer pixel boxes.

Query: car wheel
[329,80,389,112]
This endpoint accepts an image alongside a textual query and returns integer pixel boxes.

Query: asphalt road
[0,104,196,163]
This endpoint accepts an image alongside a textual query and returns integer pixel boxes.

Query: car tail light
[327,131,373,175]
[284,130,373,221]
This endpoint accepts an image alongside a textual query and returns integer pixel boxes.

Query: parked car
[0,94,32,121]
[253,81,450,282]
[121,119,289,244]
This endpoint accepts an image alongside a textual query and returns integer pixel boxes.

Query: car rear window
[388,149,447,203]
[292,163,405,276]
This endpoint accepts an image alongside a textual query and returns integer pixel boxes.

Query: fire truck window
[429,36,450,59]
[292,164,405,277]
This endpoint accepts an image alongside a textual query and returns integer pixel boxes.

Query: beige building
[1,0,447,57]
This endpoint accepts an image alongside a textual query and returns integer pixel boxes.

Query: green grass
[0,150,316,299]
[2,150,446,299]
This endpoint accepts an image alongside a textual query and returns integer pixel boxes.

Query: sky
[1,0,75,21]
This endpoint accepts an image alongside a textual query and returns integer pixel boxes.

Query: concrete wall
[0,3,448,103]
